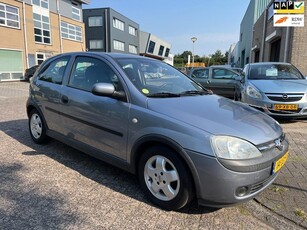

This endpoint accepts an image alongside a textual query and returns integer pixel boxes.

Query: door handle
[206,80,211,84]
[61,95,69,104]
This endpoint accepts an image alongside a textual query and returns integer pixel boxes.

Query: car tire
[29,109,49,144]
[138,146,194,210]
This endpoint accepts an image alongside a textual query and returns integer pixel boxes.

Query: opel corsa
[27,52,289,210]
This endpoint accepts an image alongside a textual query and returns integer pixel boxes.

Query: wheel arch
[26,103,49,130]
[130,135,200,195]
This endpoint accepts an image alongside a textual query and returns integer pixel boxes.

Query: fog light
[236,186,249,197]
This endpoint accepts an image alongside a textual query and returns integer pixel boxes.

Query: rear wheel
[29,109,49,144]
[138,146,194,210]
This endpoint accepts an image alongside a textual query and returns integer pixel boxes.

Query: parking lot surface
[0,82,305,229]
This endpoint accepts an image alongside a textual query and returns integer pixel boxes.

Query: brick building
[251,0,307,75]
[0,0,89,81]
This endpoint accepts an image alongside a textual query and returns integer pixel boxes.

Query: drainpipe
[105,9,108,52]
[283,27,290,62]
[260,7,267,62]
[57,0,63,53]
[22,0,29,68]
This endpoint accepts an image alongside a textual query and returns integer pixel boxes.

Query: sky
[83,0,250,57]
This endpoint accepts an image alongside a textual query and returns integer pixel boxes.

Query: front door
[59,55,129,160]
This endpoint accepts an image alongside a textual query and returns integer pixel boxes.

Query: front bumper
[243,94,307,118]
[186,137,289,207]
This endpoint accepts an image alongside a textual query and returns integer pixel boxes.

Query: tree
[174,50,228,67]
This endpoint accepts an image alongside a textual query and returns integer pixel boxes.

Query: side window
[212,69,226,78]
[191,69,209,78]
[212,69,238,79]
[68,56,121,92]
[38,56,70,84]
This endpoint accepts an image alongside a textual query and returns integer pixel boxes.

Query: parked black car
[24,65,39,81]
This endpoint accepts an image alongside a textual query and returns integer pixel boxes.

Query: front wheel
[138,146,194,210]
[29,109,49,144]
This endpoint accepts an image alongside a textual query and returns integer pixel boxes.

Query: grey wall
[108,8,139,53]
[59,0,82,21]
[240,1,255,67]
[139,31,150,54]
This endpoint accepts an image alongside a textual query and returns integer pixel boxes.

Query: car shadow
[274,117,307,124]
[0,119,218,214]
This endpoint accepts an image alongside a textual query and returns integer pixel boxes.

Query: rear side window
[37,56,70,84]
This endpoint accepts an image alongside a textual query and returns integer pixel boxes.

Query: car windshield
[248,64,304,80]
[116,58,208,97]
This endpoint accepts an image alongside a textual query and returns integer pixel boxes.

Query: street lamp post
[208,55,211,66]
[191,37,197,67]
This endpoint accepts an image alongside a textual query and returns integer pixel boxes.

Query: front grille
[266,93,304,102]
[250,174,276,194]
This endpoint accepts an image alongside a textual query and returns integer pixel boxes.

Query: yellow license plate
[273,152,288,174]
[274,104,298,111]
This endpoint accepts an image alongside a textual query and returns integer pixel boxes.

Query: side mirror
[92,83,125,99]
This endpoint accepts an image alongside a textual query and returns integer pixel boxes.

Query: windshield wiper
[147,92,181,98]
[180,90,209,96]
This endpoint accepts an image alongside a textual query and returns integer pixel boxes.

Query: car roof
[248,62,291,66]
[53,52,155,61]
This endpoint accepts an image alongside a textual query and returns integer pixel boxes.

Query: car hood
[147,95,282,146]
[250,80,307,93]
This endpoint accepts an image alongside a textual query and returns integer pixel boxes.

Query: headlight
[211,136,262,160]
[246,85,262,99]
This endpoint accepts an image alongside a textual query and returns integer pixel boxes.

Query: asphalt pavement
[0,82,306,229]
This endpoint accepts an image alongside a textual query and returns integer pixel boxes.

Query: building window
[165,48,170,57]
[147,41,155,54]
[0,3,20,29]
[33,13,51,44]
[32,0,48,9]
[89,40,103,49]
[113,18,124,31]
[72,6,81,21]
[36,53,46,65]
[61,21,82,42]
[88,16,103,27]
[129,26,136,36]
[158,45,164,56]
[113,40,124,51]
[129,45,137,54]
[0,50,23,81]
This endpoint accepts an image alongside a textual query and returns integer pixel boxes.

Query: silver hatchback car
[27,52,289,210]
[237,62,307,118]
